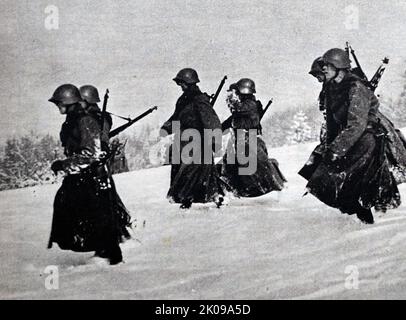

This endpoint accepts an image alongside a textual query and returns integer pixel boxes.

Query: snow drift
[1,141,406,299]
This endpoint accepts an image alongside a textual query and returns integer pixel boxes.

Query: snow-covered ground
[1,141,406,300]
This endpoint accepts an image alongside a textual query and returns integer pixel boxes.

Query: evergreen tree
[0,133,62,190]
[379,63,406,128]
[287,110,313,144]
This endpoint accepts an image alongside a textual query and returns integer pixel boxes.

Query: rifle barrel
[369,57,389,92]
[101,89,109,132]
[109,106,158,138]
[211,75,227,107]
[261,99,273,119]
[350,47,360,66]
[345,42,350,57]
[348,46,369,81]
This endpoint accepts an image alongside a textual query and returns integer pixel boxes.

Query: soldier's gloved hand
[51,160,65,175]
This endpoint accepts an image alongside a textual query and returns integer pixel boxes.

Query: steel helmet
[235,78,256,94]
[309,57,324,76]
[79,85,101,103]
[49,84,82,104]
[322,48,351,69]
[173,68,200,84]
[227,83,238,91]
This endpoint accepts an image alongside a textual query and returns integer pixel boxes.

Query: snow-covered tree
[124,123,164,171]
[287,110,313,144]
[261,103,322,148]
[379,63,406,128]
[0,133,62,190]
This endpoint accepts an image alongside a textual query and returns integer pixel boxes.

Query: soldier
[303,48,406,224]
[48,84,131,265]
[298,57,328,180]
[221,78,286,197]
[309,57,327,116]
[79,85,112,152]
[309,57,326,84]
[222,79,264,135]
[160,68,226,209]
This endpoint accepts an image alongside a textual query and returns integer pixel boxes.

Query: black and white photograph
[1,0,406,302]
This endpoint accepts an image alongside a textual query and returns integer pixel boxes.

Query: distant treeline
[0,134,63,191]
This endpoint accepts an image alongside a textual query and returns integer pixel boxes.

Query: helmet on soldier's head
[309,57,324,76]
[227,83,238,92]
[79,85,101,103]
[235,78,256,94]
[49,84,82,105]
[173,68,200,84]
[322,48,351,69]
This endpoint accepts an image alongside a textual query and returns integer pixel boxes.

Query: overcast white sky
[1,0,406,143]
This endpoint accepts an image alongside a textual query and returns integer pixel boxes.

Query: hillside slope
[1,142,406,299]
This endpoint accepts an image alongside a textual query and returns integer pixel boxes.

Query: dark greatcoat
[48,104,131,252]
[84,103,112,152]
[298,85,328,180]
[161,85,226,204]
[302,72,406,213]
[221,96,286,197]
